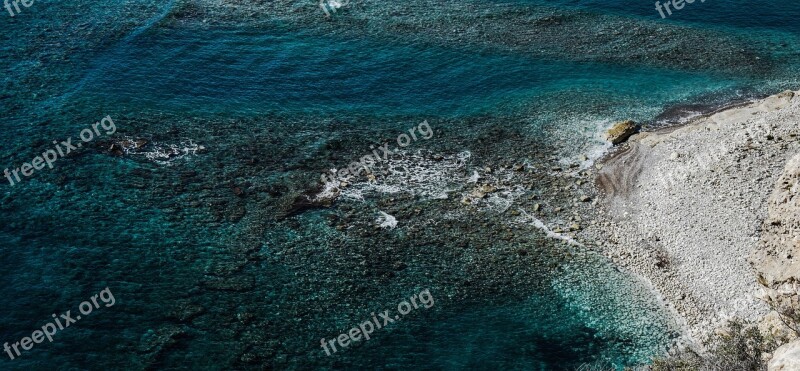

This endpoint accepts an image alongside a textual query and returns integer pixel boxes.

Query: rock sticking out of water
[604,120,639,145]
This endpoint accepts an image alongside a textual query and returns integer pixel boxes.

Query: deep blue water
[546,0,800,32]
[2,0,800,370]
[80,27,744,118]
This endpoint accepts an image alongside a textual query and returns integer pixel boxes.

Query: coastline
[650,93,770,130]
[582,90,800,349]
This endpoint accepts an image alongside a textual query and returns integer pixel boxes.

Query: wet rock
[467,184,497,200]
[232,185,245,197]
[202,275,256,291]
[167,300,205,322]
[284,186,337,217]
[206,258,248,276]
[604,120,639,145]
[108,138,148,156]
[137,325,188,355]
[228,204,246,222]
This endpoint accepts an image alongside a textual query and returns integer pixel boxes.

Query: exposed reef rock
[604,120,639,145]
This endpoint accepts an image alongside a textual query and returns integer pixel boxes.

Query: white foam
[467,170,480,183]
[517,208,584,247]
[469,186,526,214]
[121,137,204,166]
[550,116,615,172]
[313,176,342,203]
[338,150,472,201]
[376,211,397,229]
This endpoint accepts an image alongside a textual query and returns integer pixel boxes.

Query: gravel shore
[582,90,800,342]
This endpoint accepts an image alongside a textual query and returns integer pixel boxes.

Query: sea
[1,0,799,369]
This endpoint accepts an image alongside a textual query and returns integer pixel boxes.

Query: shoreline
[583,89,800,347]
[649,93,769,130]
[593,95,770,178]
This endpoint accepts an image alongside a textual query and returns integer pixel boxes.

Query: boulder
[604,120,639,145]
[769,341,800,371]
[468,184,497,199]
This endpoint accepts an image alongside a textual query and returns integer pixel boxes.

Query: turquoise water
[545,0,800,32]
[2,0,800,369]
[81,27,741,118]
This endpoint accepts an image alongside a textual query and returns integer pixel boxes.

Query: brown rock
[604,120,639,145]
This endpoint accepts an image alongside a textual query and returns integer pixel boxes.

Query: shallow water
[1,0,800,369]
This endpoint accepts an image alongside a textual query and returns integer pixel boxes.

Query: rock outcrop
[751,152,800,367]
[769,340,800,371]
[604,120,638,145]
[752,153,800,288]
